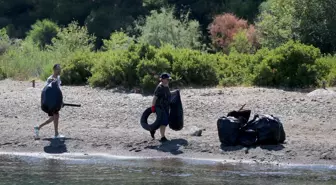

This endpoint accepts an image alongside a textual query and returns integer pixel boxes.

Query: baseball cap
[160,73,171,80]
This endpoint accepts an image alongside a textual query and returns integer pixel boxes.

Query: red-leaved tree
[208,13,258,52]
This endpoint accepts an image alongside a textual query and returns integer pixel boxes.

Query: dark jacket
[154,83,171,112]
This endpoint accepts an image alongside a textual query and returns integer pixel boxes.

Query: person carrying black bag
[150,73,171,142]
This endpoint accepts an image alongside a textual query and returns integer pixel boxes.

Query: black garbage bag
[249,114,286,145]
[168,90,184,131]
[227,110,251,124]
[217,116,243,146]
[238,128,258,147]
[41,80,63,114]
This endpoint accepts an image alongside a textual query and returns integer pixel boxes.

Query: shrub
[254,40,322,88]
[26,19,59,49]
[316,55,336,86]
[0,28,11,55]
[59,51,95,85]
[208,13,257,53]
[89,50,140,89]
[137,55,171,93]
[215,51,256,86]
[171,48,219,86]
[0,66,6,80]
[1,40,56,80]
[102,31,135,51]
[48,21,96,54]
[136,7,202,49]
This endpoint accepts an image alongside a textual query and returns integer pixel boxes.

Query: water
[0,154,335,185]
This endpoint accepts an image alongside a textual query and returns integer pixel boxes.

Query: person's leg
[53,112,59,137]
[34,115,54,138]
[38,116,54,130]
[159,110,169,142]
[160,125,166,138]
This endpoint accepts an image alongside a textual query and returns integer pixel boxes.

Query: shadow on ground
[43,138,74,154]
[220,144,285,152]
[145,139,188,155]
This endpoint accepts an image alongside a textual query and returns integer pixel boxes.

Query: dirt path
[0,79,335,165]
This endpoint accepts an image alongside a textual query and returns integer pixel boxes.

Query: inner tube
[140,89,184,132]
[140,107,163,131]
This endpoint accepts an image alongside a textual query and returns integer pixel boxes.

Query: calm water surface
[0,154,335,185]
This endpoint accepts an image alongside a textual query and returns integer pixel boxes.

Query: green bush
[171,48,219,86]
[59,51,95,85]
[89,50,140,88]
[0,66,6,80]
[136,7,202,49]
[217,52,255,86]
[254,40,322,88]
[316,55,336,86]
[1,40,56,80]
[26,19,59,49]
[0,28,11,55]
[137,56,171,93]
[102,31,135,51]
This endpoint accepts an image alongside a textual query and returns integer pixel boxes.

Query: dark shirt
[154,83,171,112]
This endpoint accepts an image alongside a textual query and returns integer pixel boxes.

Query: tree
[136,7,202,49]
[255,0,298,49]
[208,13,257,53]
[102,31,135,51]
[293,0,336,53]
[26,19,59,49]
[49,21,96,54]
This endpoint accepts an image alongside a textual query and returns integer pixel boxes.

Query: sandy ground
[0,79,335,165]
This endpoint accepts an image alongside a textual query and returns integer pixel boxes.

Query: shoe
[34,126,39,139]
[150,130,156,139]
[53,134,65,139]
[160,137,168,142]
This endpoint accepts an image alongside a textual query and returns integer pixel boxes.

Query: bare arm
[152,96,158,106]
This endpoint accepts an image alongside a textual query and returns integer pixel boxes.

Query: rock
[191,130,202,136]
[307,89,336,97]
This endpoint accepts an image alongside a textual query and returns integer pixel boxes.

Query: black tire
[140,107,162,131]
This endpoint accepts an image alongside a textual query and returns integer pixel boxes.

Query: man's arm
[152,96,158,106]
[151,85,162,112]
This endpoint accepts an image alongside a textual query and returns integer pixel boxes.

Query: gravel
[0,79,335,165]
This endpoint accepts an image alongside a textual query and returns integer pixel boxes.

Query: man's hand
[151,106,155,113]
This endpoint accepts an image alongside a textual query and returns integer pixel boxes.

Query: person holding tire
[150,73,171,142]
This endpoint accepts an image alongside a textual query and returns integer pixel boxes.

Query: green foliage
[255,0,298,49]
[1,40,56,80]
[254,40,322,87]
[26,19,59,49]
[137,54,171,92]
[316,55,336,86]
[102,31,134,51]
[49,21,96,54]
[0,28,11,55]
[293,0,336,53]
[59,51,94,85]
[0,65,6,80]
[171,49,218,86]
[89,50,140,89]
[229,30,253,54]
[136,7,202,49]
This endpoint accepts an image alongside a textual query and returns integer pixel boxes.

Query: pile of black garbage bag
[217,110,286,147]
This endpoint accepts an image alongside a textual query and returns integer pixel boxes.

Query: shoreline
[1,151,335,171]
